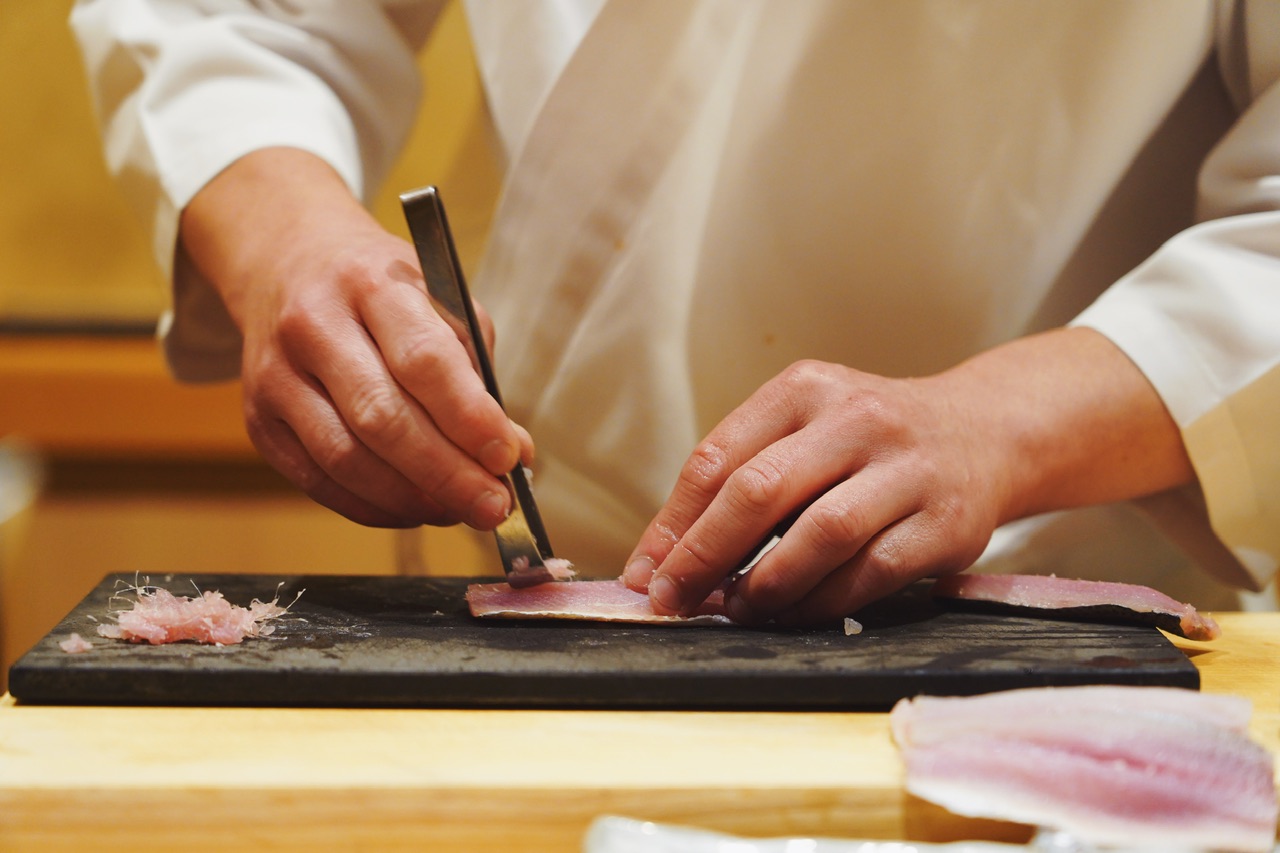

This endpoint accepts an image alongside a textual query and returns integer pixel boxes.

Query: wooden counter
[1,613,1277,852]
[0,335,253,458]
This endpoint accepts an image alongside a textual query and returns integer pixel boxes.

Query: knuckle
[673,535,722,578]
[840,385,892,425]
[725,456,788,517]
[330,246,376,289]
[681,440,733,498]
[864,536,911,578]
[777,359,839,395]
[346,384,411,445]
[240,336,293,387]
[274,294,327,349]
[861,525,955,589]
[432,388,494,439]
[781,358,827,382]
[804,500,865,554]
[847,552,901,606]
[924,493,963,535]
[309,433,362,483]
[385,327,444,377]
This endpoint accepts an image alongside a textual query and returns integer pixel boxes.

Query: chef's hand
[623,328,1196,624]
[181,147,531,528]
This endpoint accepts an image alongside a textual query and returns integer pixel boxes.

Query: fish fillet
[892,686,1277,852]
[466,579,732,625]
[931,573,1221,640]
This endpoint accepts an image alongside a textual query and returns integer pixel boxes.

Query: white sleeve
[1071,8,1280,591]
[70,0,442,381]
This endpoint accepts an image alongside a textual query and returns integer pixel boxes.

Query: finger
[296,317,515,530]
[472,297,498,355]
[245,377,461,528]
[365,260,523,476]
[624,379,808,593]
[248,404,451,529]
[722,468,916,623]
[776,514,964,626]
[514,422,535,467]
[646,425,858,616]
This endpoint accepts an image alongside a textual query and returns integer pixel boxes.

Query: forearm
[628,325,1200,623]
[179,147,384,330]
[931,325,1196,525]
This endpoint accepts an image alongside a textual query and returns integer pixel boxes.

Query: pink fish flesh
[891,686,1277,852]
[466,579,732,625]
[931,573,1221,641]
[505,556,577,589]
[97,586,290,646]
[58,632,94,654]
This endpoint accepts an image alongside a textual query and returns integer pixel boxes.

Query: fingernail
[623,556,656,589]
[479,439,518,476]
[727,594,758,625]
[470,491,509,529]
[649,575,683,614]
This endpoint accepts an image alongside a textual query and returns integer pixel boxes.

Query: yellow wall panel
[0,0,499,325]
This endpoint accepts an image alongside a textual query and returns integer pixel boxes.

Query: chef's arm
[629,47,1280,623]
[181,145,529,529]
[68,0,533,527]
[624,326,1195,625]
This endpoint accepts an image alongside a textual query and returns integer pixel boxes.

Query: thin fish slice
[466,579,732,625]
[892,686,1277,852]
[931,573,1221,640]
[891,685,1254,743]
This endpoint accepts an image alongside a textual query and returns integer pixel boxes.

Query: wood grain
[0,613,1274,852]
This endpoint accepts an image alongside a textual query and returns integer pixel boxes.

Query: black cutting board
[9,573,1198,709]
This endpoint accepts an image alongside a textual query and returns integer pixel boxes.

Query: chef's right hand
[180,148,530,529]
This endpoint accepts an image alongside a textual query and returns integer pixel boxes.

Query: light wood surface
[0,613,1275,852]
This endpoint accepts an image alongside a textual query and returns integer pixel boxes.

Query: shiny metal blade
[400,186,555,586]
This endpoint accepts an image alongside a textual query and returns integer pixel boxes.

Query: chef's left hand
[622,360,1003,625]
[622,329,1196,625]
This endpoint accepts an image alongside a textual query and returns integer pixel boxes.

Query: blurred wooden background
[0,0,503,685]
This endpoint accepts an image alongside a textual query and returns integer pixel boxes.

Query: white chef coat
[71,0,1280,610]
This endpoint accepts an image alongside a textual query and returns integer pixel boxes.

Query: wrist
[931,327,1195,525]
[179,147,378,328]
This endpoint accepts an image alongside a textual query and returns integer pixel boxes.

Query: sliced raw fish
[891,684,1254,743]
[931,573,1221,640]
[892,686,1277,852]
[466,579,732,625]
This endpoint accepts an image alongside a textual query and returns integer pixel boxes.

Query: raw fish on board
[466,578,731,625]
[932,573,1221,640]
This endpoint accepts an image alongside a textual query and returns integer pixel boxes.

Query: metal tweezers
[401,186,557,587]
